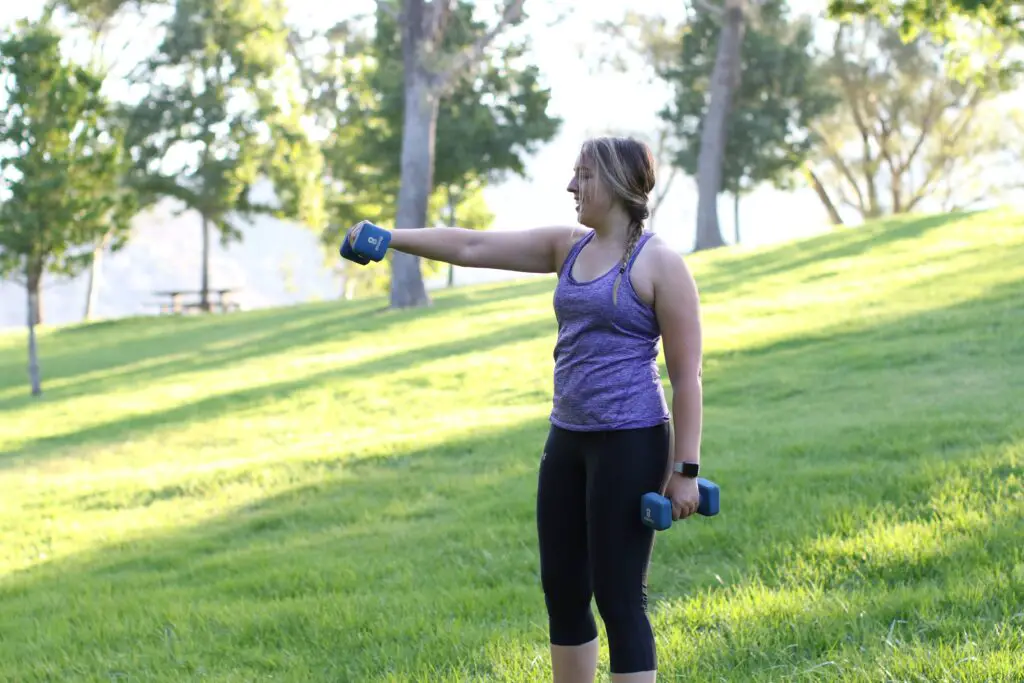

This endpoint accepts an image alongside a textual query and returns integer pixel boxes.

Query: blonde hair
[578,136,656,305]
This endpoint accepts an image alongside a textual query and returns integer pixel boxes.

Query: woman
[347,136,704,683]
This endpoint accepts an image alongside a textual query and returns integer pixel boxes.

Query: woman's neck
[589,208,633,246]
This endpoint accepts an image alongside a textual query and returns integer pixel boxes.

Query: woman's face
[566,153,614,228]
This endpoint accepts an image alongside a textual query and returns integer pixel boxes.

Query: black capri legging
[536,422,672,674]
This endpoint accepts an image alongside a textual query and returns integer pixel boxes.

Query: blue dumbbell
[641,477,720,531]
[340,222,392,264]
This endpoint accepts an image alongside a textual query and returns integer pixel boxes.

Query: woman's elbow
[669,365,703,395]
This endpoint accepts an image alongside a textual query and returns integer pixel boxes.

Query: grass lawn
[1,208,1022,682]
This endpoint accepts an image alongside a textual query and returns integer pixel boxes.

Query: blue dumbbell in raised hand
[641,478,720,531]
[340,221,392,265]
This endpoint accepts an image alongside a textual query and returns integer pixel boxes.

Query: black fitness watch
[672,461,700,478]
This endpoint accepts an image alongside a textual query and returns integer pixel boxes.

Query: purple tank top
[550,230,670,431]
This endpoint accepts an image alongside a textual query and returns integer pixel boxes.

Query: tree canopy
[807,13,1020,220]
[659,0,839,200]
[0,18,135,393]
[306,2,559,292]
[121,0,325,309]
[828,0,1022,39]
[0,19,134,303]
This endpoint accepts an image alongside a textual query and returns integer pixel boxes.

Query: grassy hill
[1,209,1022,682]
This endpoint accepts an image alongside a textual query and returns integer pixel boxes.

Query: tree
[403,2,559,279]
[287,17,397,300]
[807,15,1020,220]
[0,19,134,395]
[306,1,559,297]
[377,0,527,309]
[658,0,839,243]
[47,0,156,321]
[684,0,746,251]
[827,0,1022,91]
[123,0,325,312]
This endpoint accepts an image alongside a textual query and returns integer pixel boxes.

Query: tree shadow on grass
[43,275,555,347]
[0,277,559,411]
[694,211,972,297]
[2,315,557,468]
[0,300,375,406]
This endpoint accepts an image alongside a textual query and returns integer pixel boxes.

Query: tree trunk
[26,269,42,397]
[387,0,522,306]
[83,246,103,321]
[446,185,457,289]
[805,164,845,226]
[891,167,903,214]
[84,228,114,321]
[390,17,439,309]
[34,284,44,326]
[693,0,745,252]
[733,192,740,244]
[863,140,881,218]
[201,213,211,312]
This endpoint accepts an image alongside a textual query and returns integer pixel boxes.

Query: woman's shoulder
[632,232,681,273]
[631,232,696,299]
[641,233,690,270]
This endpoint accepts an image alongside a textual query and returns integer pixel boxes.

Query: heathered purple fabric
[550,230,670,431]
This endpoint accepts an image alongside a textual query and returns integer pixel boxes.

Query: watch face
[676,462,699,477]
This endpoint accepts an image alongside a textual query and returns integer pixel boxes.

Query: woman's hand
[665,473,700,521]
[347,221,367,246]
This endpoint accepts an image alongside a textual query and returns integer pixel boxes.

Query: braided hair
[612,210,649,306]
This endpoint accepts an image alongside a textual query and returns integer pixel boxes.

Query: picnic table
[152,288,241,315]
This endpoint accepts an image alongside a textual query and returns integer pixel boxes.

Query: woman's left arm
[652,244,704,483]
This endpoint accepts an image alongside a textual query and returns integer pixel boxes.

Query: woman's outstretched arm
[353,223,581,274]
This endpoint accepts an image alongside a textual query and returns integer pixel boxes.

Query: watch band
[673,461,700,478]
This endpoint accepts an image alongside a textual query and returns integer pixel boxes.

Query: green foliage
[437,179,496,230]
[418,6,562,192]
[828,0,1022,40]
[122,0,325,244]
[2,209,1024,680]
[0,19,135,289]
[305,14,400,242]
[43,0,164,27]
[313,2,560,247]
[658,0,839,196]
[827,0,1023,84]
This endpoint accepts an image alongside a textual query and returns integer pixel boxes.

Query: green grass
[1,208,1023,682]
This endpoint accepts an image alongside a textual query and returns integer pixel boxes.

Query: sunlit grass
[1,208,1023,681]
